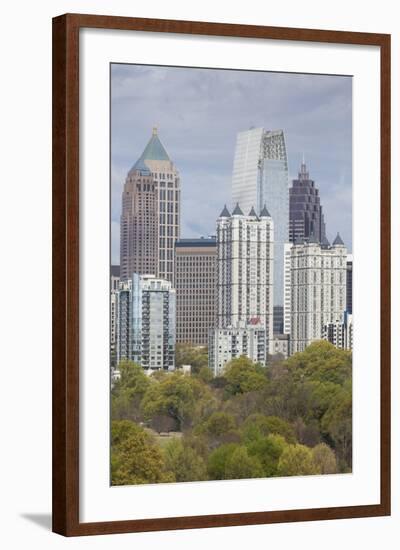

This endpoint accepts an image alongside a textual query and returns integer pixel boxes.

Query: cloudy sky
[111,64,352,264]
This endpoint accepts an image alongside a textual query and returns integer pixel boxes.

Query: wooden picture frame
[52,13,391,536]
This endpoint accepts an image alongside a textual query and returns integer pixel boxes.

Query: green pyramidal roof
[130,128,170,175]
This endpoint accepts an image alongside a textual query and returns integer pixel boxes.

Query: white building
[216,203,274,337]
[283,242,293,336]
[231,128,289,333]
[209,321,266,377]
[289,233,347,354]
[209,204,274,373]
[117,274,176,371]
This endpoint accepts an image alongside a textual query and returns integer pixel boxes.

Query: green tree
[141,371,212,430]
[312,443,337,474]
[175,343,208,374]
[197,412,236,437]
[223,356,268,396]
[286,341,352,386]
[224,446,264,479]
[163,439,207,482]
[111,360,151,421]
[321,386,352,471]
[277,444,318,477]
[246,434,287,477]
[241,414,297,444]
[111,420,173,485]
[207,443,239,480]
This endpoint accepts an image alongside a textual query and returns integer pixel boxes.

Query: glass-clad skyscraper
[232,128,289,334]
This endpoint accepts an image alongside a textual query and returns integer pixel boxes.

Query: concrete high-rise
[289,160,326,245]
[175,237,217,346]
[120,128,180,283]
[289,233,347,354]
[117,274,176,371]
[231,128,289,333]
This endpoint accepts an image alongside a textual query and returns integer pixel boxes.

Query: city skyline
[111,63,352,264]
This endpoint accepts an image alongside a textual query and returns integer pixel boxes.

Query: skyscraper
[175,237,217,346]
[289,160,326,244]
[231,128,289,333]
[215,203,274,347]
[117,274,176,371]
[289,233,347,354]
[120,128,180,283]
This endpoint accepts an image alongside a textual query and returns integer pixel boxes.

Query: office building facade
[289,160,326,245]
[175,237,217,346]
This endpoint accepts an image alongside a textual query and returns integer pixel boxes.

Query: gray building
[117,274,176,371]
[231,128,289,334]
[175,237,217,346]
[289,160,326,245]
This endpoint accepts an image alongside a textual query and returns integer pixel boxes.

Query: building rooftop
[175,237,216,248]
[129,127,171,175]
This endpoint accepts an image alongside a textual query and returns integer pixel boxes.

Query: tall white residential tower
[289,233,347,354]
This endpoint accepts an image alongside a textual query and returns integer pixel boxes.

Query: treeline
[111,340,352,485]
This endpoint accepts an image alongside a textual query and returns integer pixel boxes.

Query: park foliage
[111,341,351,485]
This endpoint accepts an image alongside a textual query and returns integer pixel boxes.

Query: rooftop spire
[332,232,345,246]
[129,128,171,175]
[299,155,309,181]
[232,203,244,216]
[259,204,271,218]
[219,204,231,218]
[248,206,258,218]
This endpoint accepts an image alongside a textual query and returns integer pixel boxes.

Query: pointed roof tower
[129,127,171,175]
[321,234,331,248]
[248,206,258,218]
[232,203,244,216]
[332,232,345,246]
[219,204,231,218]
[259,204,271,218]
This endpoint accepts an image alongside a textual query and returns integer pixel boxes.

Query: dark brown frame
[52,13,391,537]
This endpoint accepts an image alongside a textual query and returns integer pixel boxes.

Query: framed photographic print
[52,13,391,536]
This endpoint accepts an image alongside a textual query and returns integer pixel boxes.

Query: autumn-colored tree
[277,444,319,477]
[111,420,173,485]
[312,443,337,474]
